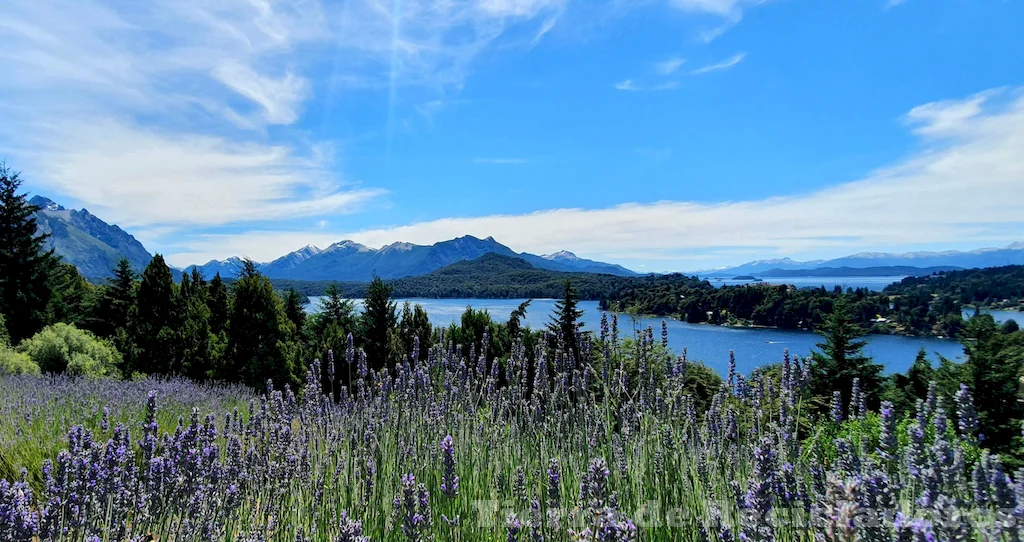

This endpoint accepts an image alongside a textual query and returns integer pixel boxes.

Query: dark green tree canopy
[361,276,398,370]
[807,295,885,416]
[0,163,60,342]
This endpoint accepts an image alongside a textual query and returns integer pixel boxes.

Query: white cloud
[212,62,310,125]
[690,52,746,74]
[614,80,679,91]
[0,0,385,234]
[473,158,532,164]
[17,118,383,227]
[171,88,1024,269]
[328,0,566,90]
[654,56,686,75]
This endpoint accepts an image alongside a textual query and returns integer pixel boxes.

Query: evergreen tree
[807,295,885,416]
[46,261,92,327]
[226,260,298,388]
[399,301,432,361]
[961,315,1023,457]
[361,276,397,370]
[94,258,136,339]
[133,254,178,375]
[548,280,584,360]
[283,288,307,333]
[207,272,230,336]
[0,163,59,342]
[508,299,532,339]
[316,284,357,334]
[177,269,212,379]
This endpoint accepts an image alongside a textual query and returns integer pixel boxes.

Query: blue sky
[1,0,1023,272]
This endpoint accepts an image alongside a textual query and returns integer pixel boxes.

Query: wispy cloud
[328,0,567,90]
[668,0,772,41]
[614,80,679,91]
[0,0,377,234]
[473,158,531,165]
[653,56,686,75]
[691,53,746,74]
[175,88,1024,269]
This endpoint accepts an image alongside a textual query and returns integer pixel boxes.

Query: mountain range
[30,196,153,280]
[187,236,638,281]
[29,195,636,281]
[699,243,1024,277]
[29,194,1024,283]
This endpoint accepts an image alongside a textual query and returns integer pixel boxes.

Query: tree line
[2,162,1021,463]
[608,281,981,337]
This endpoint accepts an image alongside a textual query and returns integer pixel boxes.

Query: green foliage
[807,296,885,415]
[92,258,136,339]
[0,346,39,375]
[446,306,506,363]
[0,313,7,347]
[361,276,398,371]
[885,264,1024,310]
[399,301,431,362]
[132,254,179,374]
[0,162,61,342]
[283,288,307,332]
[45,262,93,327]
[960,314,1024,457]
[226,260,299,389]
[207,272,230,336]
[507,299,531,339]
[16,323,120,377]
[177,269,214,380]
[548,280,583,354]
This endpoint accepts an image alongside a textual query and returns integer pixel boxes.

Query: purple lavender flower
[954,384,978,442]
[546,458,561,509]
[830,390,843,423]
[440,435,459,498]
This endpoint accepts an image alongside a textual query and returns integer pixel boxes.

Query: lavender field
[1,324,1021,542]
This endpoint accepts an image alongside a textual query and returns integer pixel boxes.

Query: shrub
[0,347,39,375]
[17,323,121,378]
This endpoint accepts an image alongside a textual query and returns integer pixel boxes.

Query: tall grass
[0,331,1020,541]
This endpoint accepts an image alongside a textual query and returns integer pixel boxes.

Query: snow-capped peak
[542,250,581,261]
[326,240,374,253]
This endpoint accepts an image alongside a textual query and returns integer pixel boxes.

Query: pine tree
[94,258,136,338]
[508,299,532,339]
[226,260,298,388]
[961,315,1024,456]
[548,280,584,360]
[133,254,178,375]
[207,272,230,336]
[361,276,397,370]
[399,302,432,361]
[283,288,306,333]
[0,163,59,342]
[46,261,92,327]
[808,295,884,415]
[177,269,212,379]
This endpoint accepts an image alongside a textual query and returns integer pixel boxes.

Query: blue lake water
[304,297,966,376]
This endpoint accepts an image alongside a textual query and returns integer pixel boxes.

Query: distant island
[756,265,961,278]
[731,275,762,281]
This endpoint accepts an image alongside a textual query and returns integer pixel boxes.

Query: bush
[17,323,121,378]
[0,347,39,375]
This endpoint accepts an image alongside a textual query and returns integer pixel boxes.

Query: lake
[304,297,966,376]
